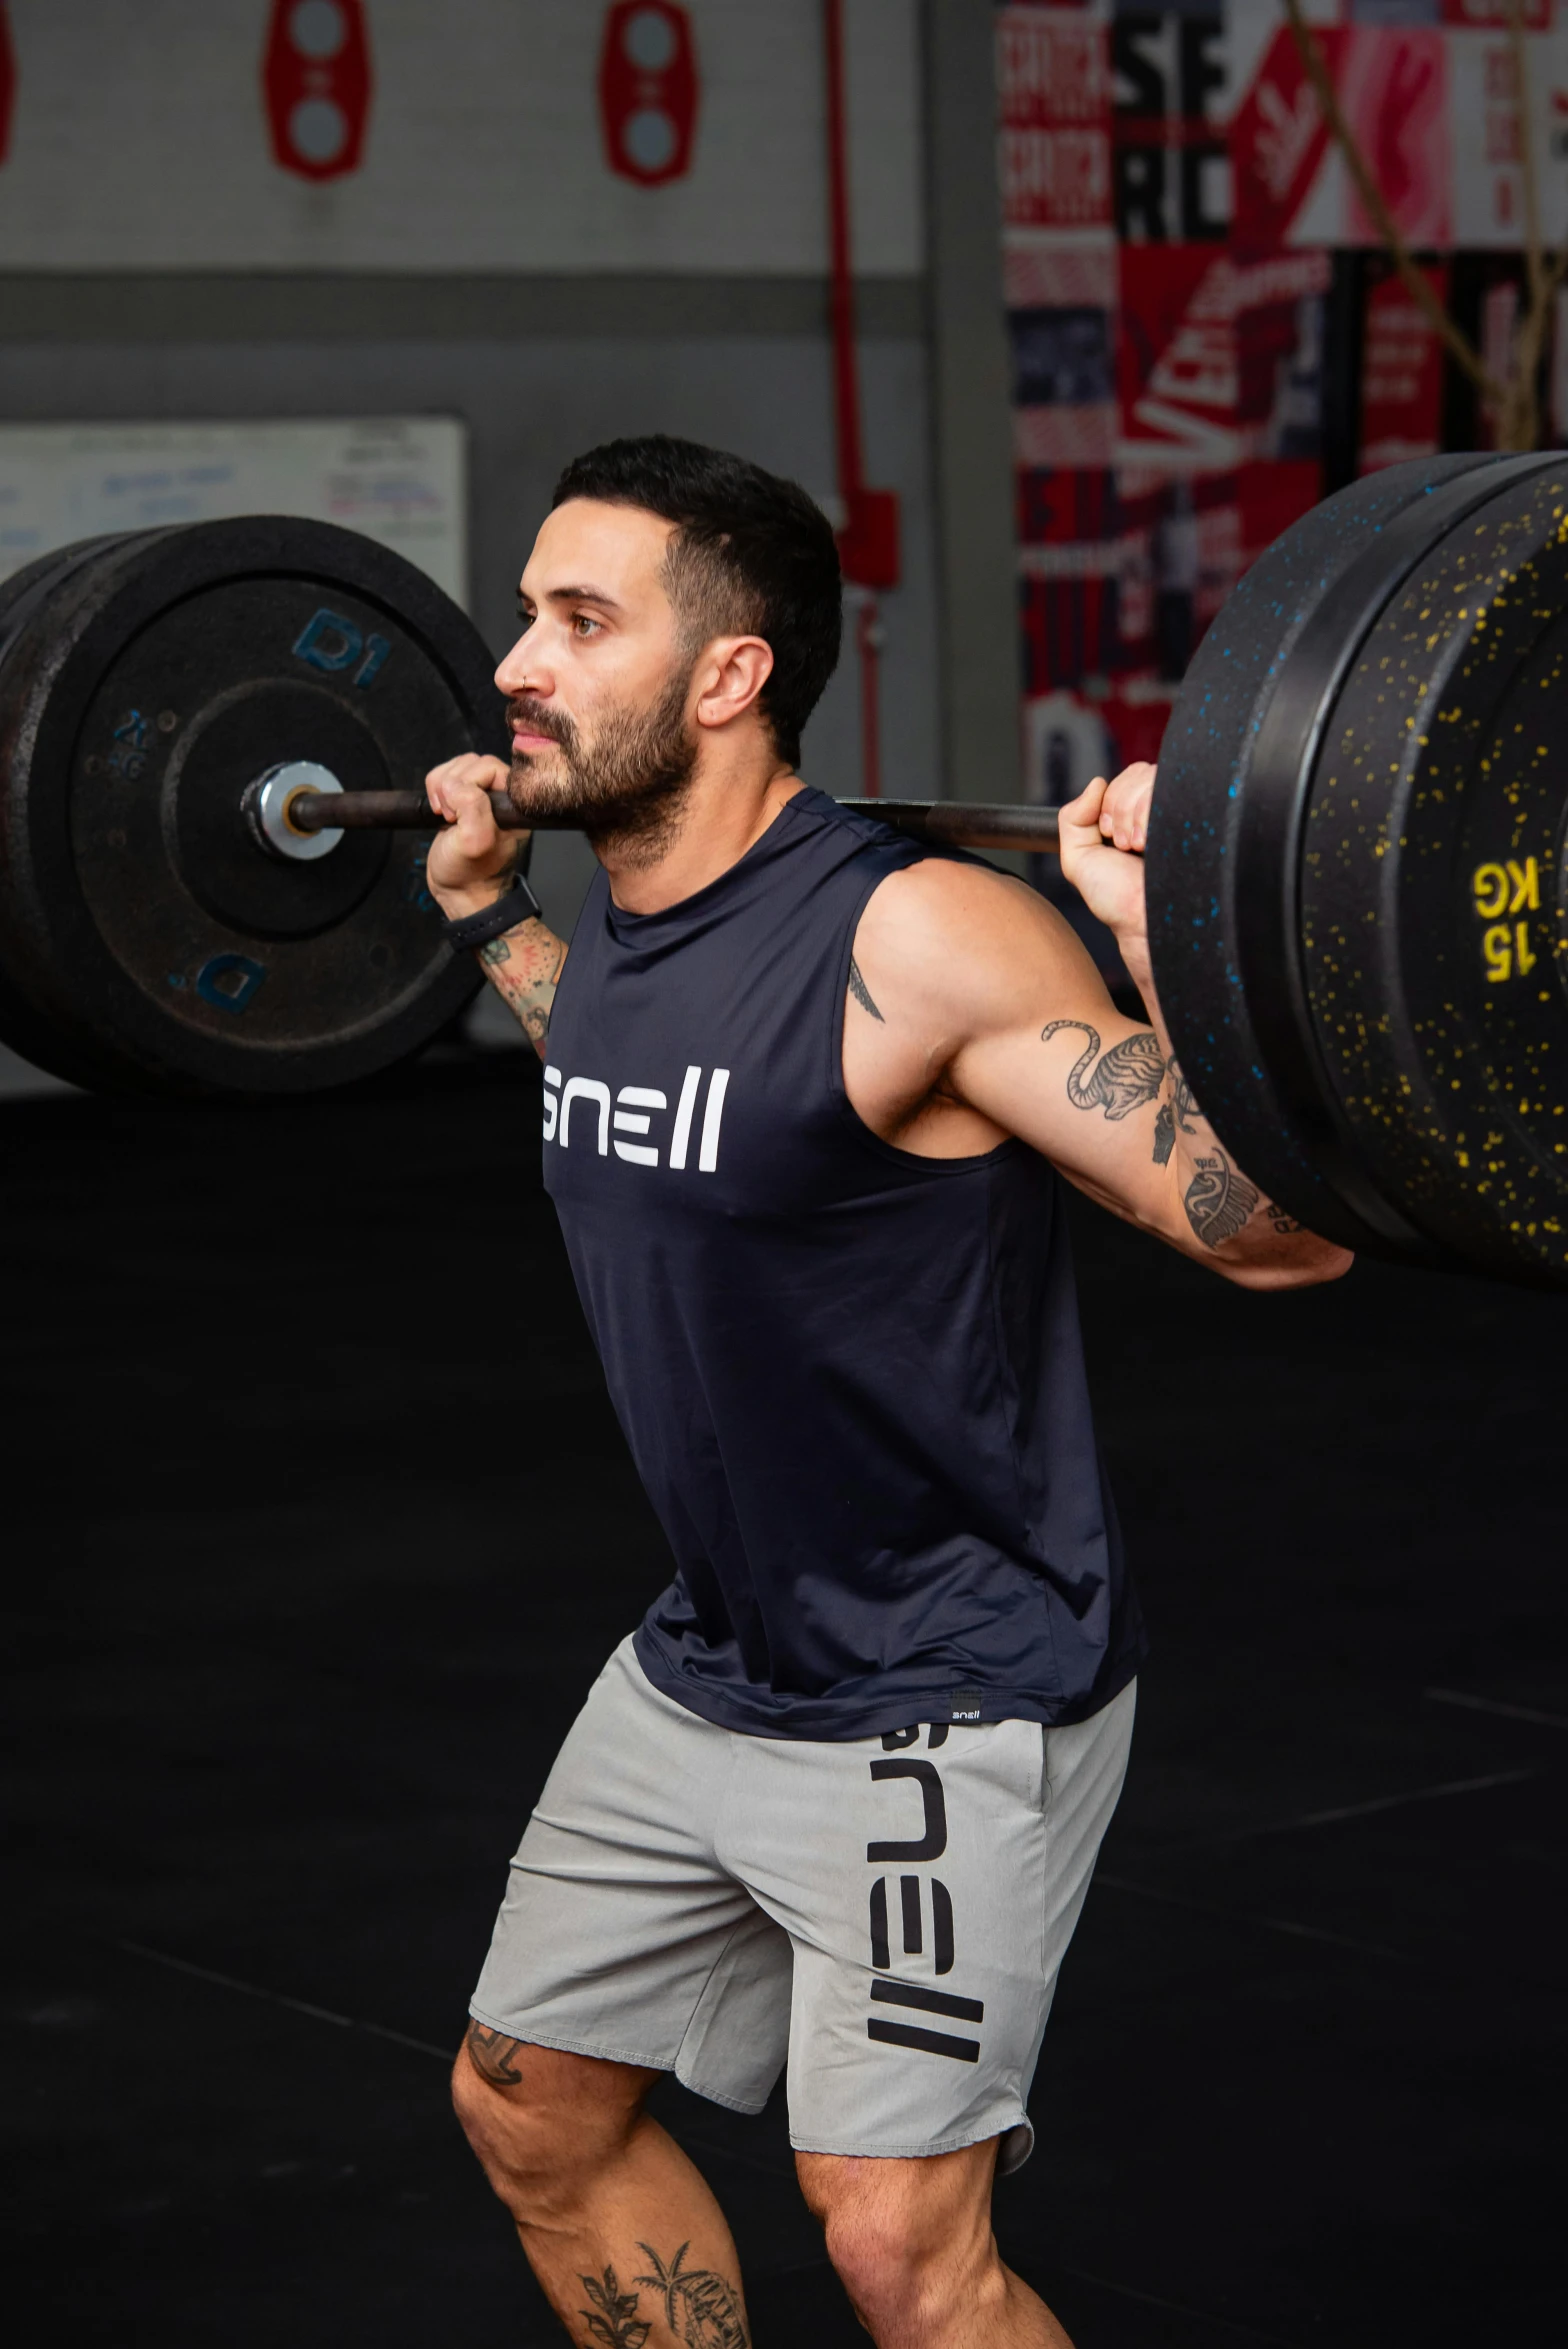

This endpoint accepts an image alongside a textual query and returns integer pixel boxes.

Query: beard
[503,663,699,868]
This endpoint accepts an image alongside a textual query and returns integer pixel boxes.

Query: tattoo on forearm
[475,919,567,1055]
[848,957,884,1023]
[1041,1020,1166,1120]
[635,2244,749,2349]
[1265,1201,1304,1235]
[465,2021,524,2085]
[579,2266,651,2349]
[1184,1152,1260,1248]
[1152,1059,1201,1165]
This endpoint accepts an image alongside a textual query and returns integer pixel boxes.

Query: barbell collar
[286,788,1064,857]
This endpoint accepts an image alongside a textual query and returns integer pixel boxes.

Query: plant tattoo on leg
[578,2265,651,2349]
[573,2244,748,2349]
[635,2242,749,2348]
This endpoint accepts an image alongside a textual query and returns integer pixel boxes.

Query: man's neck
[599,752,804,915]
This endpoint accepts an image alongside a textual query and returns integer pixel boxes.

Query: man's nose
[494,634,549,698]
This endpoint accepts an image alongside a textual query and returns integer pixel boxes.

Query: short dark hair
[551,435,841,766]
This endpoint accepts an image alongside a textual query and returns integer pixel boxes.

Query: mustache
[505,696,573,750]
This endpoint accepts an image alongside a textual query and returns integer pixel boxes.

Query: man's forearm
[475,916,568,1060]
[1116,928,1350,1286]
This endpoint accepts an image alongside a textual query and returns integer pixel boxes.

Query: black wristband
[439,873,544,952]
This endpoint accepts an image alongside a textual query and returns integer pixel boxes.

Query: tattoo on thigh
[1184,1152,1259,1248]
[464,2020,525,2086]
[1041,1020,1166,1121]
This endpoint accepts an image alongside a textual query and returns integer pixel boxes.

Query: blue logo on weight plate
[292,607,391,689]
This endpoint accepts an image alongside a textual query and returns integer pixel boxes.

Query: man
[427,437,1349,2349]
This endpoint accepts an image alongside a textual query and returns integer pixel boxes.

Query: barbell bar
[282,785,1063,858]
[0,461,1564,1290]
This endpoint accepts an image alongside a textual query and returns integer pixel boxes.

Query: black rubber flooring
[4,1048,1563,2347]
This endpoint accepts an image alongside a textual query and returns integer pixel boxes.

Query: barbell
[0,456,1563,1290]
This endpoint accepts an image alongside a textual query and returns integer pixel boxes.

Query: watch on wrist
[438,873,544,952]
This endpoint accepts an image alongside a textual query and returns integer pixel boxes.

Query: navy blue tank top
[542,785,1144,1739]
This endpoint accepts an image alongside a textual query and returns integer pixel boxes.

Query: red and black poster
[1112,8,1230,245]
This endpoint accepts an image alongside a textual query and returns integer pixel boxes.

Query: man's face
[493,499,699,847]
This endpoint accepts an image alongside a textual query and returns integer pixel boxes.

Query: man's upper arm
[854,859,1178,1231]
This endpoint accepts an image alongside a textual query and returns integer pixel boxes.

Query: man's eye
[514,604,534,629]
[573,614,602,639]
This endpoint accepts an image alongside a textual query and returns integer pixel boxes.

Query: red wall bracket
[0,5,15,169]
[263,0,373,183]
[599,3,700,187]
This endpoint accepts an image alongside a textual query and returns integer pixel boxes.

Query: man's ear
[692,636,775,732]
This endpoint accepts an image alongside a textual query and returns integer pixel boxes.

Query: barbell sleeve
[288,788,1062,857]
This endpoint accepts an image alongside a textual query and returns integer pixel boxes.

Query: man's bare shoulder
[853,854,1107,1034]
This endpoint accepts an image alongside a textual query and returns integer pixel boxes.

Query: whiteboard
[0,417,469,604]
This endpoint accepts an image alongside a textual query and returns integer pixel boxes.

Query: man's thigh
[470,1636,794,2110]
[728,1682,1136,2172]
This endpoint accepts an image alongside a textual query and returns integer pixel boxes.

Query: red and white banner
[1116,243,1331,470]
[1442,0,1551,27]
[1007,242,1117,468]
[996,6,1111,233]
[1357,260,1449,473]
[1450,30,1568,244]
[1014,454,1321,704]
[262,0,373,183]
[599,3,700,187]
[1231,25,1449,249]
[1228,13,1568,249]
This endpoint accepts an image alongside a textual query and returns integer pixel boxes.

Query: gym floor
[4,1041,1562,2349]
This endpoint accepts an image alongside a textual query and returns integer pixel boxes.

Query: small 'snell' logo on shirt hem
[543,1063,730,1172]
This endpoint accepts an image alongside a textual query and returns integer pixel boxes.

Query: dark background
[4,1047,1561,2349]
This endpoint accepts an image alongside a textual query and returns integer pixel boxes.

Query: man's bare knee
[452,2023,657,2221]
[799,2145,1005,2342]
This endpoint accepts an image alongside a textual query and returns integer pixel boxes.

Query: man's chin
[505,754,578,817]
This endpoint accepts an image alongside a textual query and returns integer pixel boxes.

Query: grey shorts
[471,1637,1135,2172]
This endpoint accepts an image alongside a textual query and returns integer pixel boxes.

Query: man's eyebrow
[542,582,624,612]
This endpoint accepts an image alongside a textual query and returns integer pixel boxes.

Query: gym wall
[996,0,1568,820]
[0,2,1015,951]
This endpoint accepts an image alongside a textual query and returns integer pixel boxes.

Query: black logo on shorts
[864,1727,981,2063]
